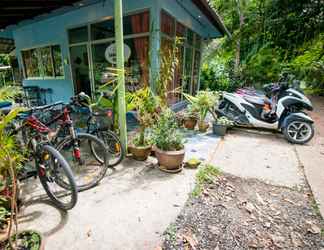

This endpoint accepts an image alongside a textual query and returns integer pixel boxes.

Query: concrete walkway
[18,132,220,250]
[210,95,324,217]
[295,96,324,217]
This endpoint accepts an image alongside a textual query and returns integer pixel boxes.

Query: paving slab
[210,128,305,188]
[18,131,221,250]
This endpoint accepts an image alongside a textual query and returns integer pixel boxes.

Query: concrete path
[18,132,220,250]
[210,96,324,217]
[210,128,306,188]
[295,96,324,217]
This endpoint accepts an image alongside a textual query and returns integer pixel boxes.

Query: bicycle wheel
[55,133,109,191]
[37,144,78,210]
[91,129,124,167]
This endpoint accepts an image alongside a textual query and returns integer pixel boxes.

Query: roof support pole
[114,0,127,153]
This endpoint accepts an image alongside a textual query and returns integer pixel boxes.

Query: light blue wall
[7,0,220,103]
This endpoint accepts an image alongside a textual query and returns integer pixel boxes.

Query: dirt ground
[162,174,324,250]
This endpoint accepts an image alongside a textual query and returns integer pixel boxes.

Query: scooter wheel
[283,120,314,144]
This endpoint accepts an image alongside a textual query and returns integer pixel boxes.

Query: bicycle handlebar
[30,101,64,112]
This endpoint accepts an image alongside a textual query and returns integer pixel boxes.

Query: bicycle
[9,103,78,210]
[73,92,124,167]
[39,99,110,192]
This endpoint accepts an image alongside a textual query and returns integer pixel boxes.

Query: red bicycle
[10,102,78,210]
[36,99,110,192]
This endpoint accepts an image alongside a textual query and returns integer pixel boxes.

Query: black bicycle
[73,92,124,167]
[9,103,78,210]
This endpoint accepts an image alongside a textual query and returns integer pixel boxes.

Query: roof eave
[192,0,231,38]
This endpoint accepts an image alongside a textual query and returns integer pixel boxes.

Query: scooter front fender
[280,112,314,129]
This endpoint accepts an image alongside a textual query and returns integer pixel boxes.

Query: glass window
[52,45,64,77]
[91,19,115,41]
[22,49,40,78]
[195,34,202,49]
[192,51,201,95]
[68,26,88,44]
[184,47,193,94]
[187,29,194,46]
[161,11,175,37]
[124,11,150,36]
[176,22,186,37]
[39,46,54,77]
[92,37,149,91]
[21,45,64,79]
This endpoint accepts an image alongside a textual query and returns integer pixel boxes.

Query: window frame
[21,44,65,80]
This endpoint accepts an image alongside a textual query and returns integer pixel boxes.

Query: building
[0,0,229,104]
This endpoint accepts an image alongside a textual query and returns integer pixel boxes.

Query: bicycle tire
[91,129,124,167]
[37,144,78,210]
[55,133,109,191]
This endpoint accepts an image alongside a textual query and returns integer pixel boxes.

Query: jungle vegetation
[201,0,324,94]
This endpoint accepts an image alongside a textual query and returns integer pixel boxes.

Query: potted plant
[128,87,159,161]
[212,116,234,136]
[152,109,185,170]
[183,104,199,130]
[184,91,219,132]
[2,230,45,250]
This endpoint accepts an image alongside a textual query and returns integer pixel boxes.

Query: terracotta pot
[129,145,152,161]
[154,146,185,170]
[198,121,209,132]
[184,118,197,130]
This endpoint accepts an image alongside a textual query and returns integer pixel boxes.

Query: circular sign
[105,43,131,64]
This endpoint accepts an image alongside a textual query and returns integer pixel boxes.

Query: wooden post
[114,0,127,152]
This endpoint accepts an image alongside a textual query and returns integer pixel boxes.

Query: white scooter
[217,83,314,144]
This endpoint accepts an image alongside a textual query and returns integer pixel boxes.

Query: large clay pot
[129,145,152,161]
[198,121,209,132]
[184,118,197,130]
[154,146,185,170]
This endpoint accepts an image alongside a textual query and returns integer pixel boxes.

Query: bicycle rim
[56,133,109,191]
[38,145,78,210]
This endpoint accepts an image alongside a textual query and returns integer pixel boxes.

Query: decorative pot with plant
[183,104,199,130]
[128,87,159,161]
[184,91,219,132]
[212,116,234,136]
[2,230,45,250]
[152,109,185,170]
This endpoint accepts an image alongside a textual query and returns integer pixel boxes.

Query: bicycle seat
[0,107,12,115]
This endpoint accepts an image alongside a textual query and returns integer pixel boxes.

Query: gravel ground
[162,174,324,250]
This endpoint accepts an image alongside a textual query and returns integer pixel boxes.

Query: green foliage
[0,86,21,102]
[191,164,221,197]
[184,91,220,122]
[152,109,184,151]
[6,231,41,250]
[206,0,324,91]
[129,87,159,146]
[216,116,234,126]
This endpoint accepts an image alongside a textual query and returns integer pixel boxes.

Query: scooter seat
[243,95,271,106]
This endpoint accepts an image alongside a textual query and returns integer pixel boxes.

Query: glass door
[70,45,92,96]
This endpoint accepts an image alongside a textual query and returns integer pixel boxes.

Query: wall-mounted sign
[105,43,131,64]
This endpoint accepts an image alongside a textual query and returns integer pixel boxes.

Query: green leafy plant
[156,38,183,106]
[128,87,160,147]
[216,116,234,126]
[191,164,221,197]
[5,230,41,250]
[184,91,220,123]
[152,109,184,151]
[183,104,199,120]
